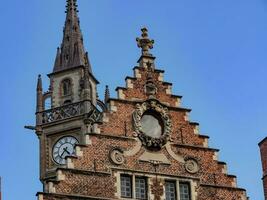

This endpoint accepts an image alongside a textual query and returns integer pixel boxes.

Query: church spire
[53,0,92,72]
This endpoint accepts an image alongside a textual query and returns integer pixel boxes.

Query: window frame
[120,174,133,199]
[61,78,72,97]
[135,176,148,200]
[165,180,177,200]
[179,182,191,200]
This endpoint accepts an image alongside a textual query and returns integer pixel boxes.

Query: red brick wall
[39,63,248,200]
[259,137,267,200]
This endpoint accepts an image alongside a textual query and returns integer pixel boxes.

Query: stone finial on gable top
[136,27,156,69]
[136,27,154,56]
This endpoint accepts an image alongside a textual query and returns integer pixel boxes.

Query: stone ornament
[145,81,157,95]
[136,27,154,56]
[132,100,172,149]
[110,149,125,165]
[151,178,164,200]
[185,159,199,174]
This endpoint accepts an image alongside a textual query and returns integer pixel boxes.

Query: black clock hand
[64,147,71,155]
[60,149,66,157]
[60,147,68,157]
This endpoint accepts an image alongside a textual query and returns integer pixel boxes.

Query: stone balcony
[40,101,102,125]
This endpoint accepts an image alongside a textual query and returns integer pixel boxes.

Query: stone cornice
[172,143,219,152]
[110,167,200,181]
[57,167,111,176]
[88,133,136,141]
[107,98,191,112]
[200,183,246,192]
[37,192,116,200]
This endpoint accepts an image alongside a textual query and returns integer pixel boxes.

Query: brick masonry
[37,60,248,199]
[259,137,267,200]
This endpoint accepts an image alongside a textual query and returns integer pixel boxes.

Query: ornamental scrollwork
[109,148,125,165]
[184,158,200,174]
[132,100,172,149]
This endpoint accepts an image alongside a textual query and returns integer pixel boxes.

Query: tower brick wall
[259,137,267,200]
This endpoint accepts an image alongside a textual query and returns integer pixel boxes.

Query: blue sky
[0,0,266,199]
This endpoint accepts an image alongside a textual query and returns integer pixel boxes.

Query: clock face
[141,113,163,139]
[52,136,78,165]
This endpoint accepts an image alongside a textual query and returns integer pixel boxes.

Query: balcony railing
[40,101,101,124]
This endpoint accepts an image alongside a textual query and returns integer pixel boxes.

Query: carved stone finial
[36,74,44,114]
[136,27,154,56]
[37,75,43,92]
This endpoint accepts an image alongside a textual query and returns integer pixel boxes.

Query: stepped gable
[37,27,248,200]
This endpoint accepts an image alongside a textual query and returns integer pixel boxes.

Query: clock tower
[34,1,249,200]
[35,0,103,182]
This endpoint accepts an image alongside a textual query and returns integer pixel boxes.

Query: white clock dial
[52,136,78,165]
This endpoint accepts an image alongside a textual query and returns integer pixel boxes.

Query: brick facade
[34,1,248,200]
[259,137,267,200]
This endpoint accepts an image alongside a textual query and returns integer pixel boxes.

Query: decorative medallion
[133,100,172,149]
[185,159,199,174]
[110,148,125,165]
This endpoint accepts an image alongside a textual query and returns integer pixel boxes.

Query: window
[121,175,132,198]
[44,96,52,110]
[120,175,148,199]
[179,182,191,200]
[165,181,177,200]
[62,79,71,96]
[135,177,147,199]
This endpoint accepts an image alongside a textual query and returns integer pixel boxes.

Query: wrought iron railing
[40,101,102,124]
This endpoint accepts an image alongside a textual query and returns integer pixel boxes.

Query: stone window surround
[115,171,196,200]
[164,179,192,200]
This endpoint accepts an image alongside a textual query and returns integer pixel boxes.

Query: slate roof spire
[53,0,92,73]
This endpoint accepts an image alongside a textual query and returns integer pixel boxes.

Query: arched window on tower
[62,79,72,96]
